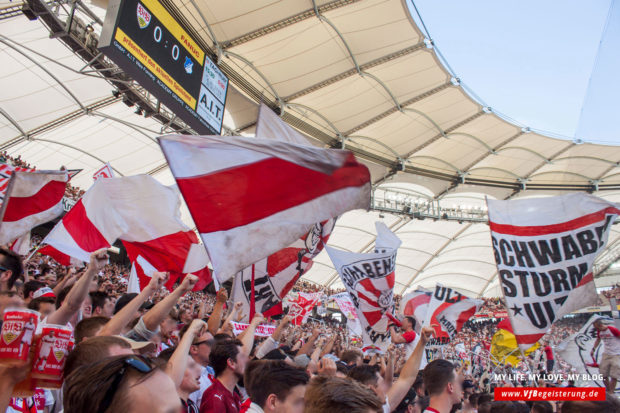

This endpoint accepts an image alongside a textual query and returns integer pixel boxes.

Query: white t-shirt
[598,326,620,356]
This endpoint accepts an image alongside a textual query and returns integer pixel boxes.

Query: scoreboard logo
[136,3,151,29]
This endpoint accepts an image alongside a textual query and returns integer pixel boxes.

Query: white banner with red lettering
[326,222,401,354]
[231,322,276,337]
[423,284,482,340]
[287,292,322,326]
[330,292,362,336]
[487,193,618,352]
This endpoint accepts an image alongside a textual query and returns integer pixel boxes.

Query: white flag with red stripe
[326,222,401,354]
[330,292,363,336]
[0,163,34,202]
[158,134,370,282]
[0,170,67,244]
[231,219,335,322]
[287,292,323,326]
[39,175,211,289]
[487,193,617,352]
[423,284,482,340]
[399,287,432,333]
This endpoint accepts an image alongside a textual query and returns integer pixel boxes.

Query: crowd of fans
[0,235,617,413]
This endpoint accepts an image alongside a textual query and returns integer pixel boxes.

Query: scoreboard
[99,0,228,135]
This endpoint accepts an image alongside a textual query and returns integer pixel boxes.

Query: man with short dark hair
[0,247,23,292]
[422,359,463,413]
[390,316,418,358]
[341,349,363,368]
[90,291,115,318]
[244,360,309,413]
[23,280,46,304]
[305,375,383,413]
[199,339,248,413]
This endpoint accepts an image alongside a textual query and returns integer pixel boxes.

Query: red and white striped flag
[487,193,617,352]
[423,284,482,340]
[0,170,67,244]
[0,163,34,202]
[399,287,432,333]
[326,222,402,354]
[232,219,335,321]
[39,175,211,288]
[288,292,323,326]
[93,162,114,181]
[159,134,370,282]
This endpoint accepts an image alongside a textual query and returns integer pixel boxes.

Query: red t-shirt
[544,346,553,360]
[199,378,241,413]
[402,331,417,343]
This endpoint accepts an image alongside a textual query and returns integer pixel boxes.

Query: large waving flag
[40,175,211,289]
[326,222,401,354]
[159,134,370,282]
[0,170,67,245]
[423,284,482,340]
[490,318,539,366]
[232,219,335,321]
[399,287,432,333]
[288,292,323,326]
[0,163,34,202]
[487,193,617,352]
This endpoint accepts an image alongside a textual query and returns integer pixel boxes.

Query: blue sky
[407,0,619,144]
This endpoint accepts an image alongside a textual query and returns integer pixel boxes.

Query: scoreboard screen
[99,0,228,135]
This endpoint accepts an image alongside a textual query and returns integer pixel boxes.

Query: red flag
[288,292,322,326]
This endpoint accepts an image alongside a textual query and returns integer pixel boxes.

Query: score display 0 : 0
[153,25,180,61]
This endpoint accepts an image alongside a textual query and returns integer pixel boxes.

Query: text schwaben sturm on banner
[326,222,401,354]
[487,193,620,352]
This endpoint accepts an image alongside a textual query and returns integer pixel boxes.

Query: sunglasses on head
[97,356,154,413]
[193,339,215,347]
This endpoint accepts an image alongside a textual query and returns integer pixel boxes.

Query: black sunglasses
[97,356,153,413]
[193,339,215,347]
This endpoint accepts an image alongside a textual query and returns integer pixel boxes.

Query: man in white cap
[592,316,620,392]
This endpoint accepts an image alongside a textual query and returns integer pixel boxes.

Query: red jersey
[543,346,553,360]
[199,378,241,413]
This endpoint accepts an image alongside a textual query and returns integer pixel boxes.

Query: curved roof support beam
[32,138,125,176]
[0,37,85,112]
[0,107,29,140]
[424,258,496,272]
[478,272,499,297]
[442,244,493,254]
[495,146,551,163]
[455,229,492,239]
[397,246,433,255]
[399,223,472,294]
[401,107,446,137]
[446,132,495,153]
[284,41,426,102]
[528,170,595,182]
[395,263,420,272]
[222,51,284,109]
[553,155,620,167]
[395,230,452,240]
[186,0,222,57]
[90,111,158,143]
[414,271,490,283]
[516,143,576,184]
[347,135,402,162]
[467,166,523,180]
[286,102,344,140]
[316,14,361,73]
[360,71,401,110]
[335,225,378,237]
[406,155,461,173]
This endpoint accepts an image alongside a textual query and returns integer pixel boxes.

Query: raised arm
[207,288,228,335]
[297,328,320,356]
[238,313,265,355]
[52,267,76,298]
[98,272,168,336]
[166,319,206,388]
[47,249,108,325]
[389,325,406,344]
[142,274,197,331]
[386,326,434,411]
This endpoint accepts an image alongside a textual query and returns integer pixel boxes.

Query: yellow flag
[490,328,539,366]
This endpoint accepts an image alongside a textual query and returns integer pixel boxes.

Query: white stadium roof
[2,0,620,296]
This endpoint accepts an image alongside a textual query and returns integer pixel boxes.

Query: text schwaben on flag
[494,387,605,401]
[487,193,619,352]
